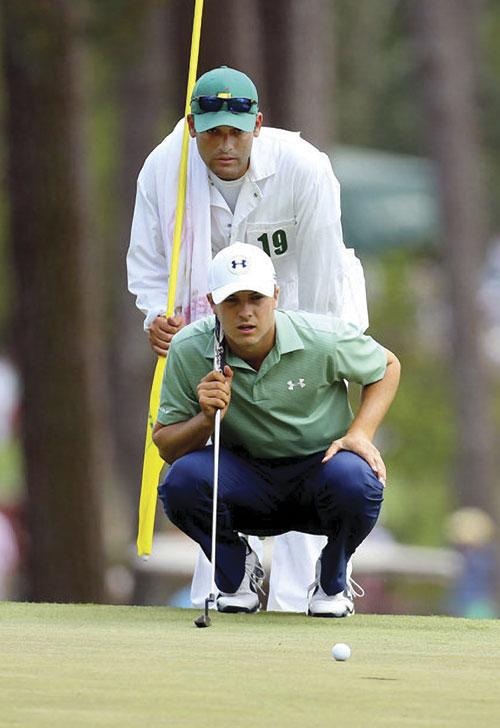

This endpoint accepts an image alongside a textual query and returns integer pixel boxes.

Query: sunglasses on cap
[192,96,258,113]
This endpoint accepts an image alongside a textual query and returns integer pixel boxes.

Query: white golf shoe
[307,557,364,618]
[216,541,265,614]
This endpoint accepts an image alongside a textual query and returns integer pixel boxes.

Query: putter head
[194,593,215,628]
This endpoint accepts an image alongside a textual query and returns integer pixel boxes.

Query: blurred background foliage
[0,0,499,609]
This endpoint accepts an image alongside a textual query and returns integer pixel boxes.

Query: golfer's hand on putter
[197,365,234,424]
[322,432,386,487]
[149,315,185,356]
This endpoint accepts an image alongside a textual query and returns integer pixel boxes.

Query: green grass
[1,602,500,727]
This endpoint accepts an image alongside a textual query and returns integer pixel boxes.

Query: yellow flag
[136,356,166,556]
[136,0,204,557]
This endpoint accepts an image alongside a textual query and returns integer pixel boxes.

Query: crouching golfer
[153,243,400,617]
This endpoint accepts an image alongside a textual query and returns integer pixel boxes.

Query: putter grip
[214,316,226,373]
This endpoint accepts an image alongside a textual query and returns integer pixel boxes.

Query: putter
[195,316,225,628]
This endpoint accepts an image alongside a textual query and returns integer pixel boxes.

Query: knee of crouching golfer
[323,451,383,510]
[158,455,201,516]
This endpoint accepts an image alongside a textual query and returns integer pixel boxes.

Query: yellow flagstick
[137,0,204,557]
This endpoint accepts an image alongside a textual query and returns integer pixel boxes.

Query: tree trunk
[2,0,107,602]
[258,0,335,148]
[334,0,399,145]
[409,0,497,515]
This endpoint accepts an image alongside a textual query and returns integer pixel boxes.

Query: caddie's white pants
[190,532,327,612]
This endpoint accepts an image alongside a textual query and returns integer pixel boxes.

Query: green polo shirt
[157,310,387,459]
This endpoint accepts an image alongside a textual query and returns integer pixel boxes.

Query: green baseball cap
[190,66,259,133]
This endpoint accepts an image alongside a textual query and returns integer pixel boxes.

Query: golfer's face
[215,289,278,359]
[191,118,262,181]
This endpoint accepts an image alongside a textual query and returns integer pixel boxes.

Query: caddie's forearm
[152,413,214,464]
[347,349,400,441]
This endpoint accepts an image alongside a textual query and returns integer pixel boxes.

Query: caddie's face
[208,288,279,366]
[188,113,263,181]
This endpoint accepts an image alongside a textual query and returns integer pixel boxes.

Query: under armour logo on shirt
[287,379,306,390]
[231,257,247,269]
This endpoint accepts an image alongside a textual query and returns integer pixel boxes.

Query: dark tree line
[1,0,107,601]
[410,0,496,516]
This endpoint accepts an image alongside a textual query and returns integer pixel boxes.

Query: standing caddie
[127,65,368,611]
[152,244,400,616]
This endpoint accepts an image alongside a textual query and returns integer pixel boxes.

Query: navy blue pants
[158,447,384,596]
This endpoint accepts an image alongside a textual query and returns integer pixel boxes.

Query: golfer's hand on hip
[322,432,386,486]
[197,365,233,424]
[149,314,185,356]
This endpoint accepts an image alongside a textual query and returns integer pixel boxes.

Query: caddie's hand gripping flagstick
[194,316,226,628]
[136,0,204,559]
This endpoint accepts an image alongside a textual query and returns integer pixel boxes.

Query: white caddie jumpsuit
[127,121,368,612]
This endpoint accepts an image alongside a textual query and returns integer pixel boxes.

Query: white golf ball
[332,643,351,661]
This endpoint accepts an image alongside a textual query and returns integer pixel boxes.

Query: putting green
[1,602,499,727]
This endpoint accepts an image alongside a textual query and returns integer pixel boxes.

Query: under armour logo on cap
[231,257,247,269]
[228,254,251,274]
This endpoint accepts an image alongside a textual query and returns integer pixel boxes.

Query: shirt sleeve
[340,248,369,331]
[331,321,388,385]
[126,154,170,330]
[294,151,347,316]
[293,149,369,329]
[156,341,201,425]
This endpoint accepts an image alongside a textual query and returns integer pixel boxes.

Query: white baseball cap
[208,242,277,304]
